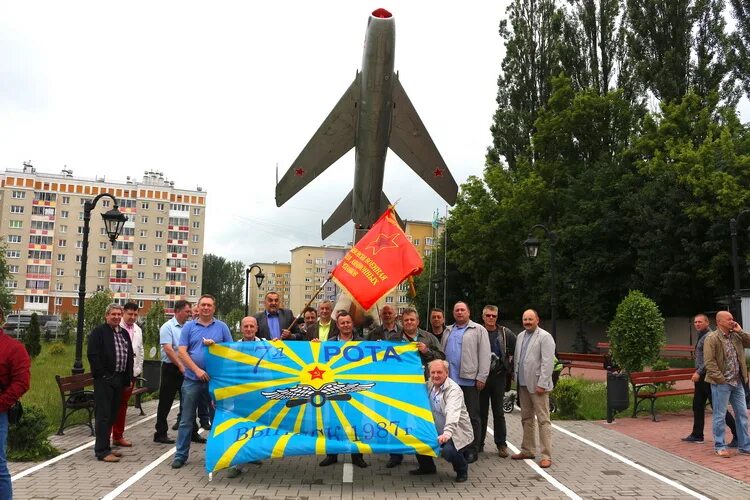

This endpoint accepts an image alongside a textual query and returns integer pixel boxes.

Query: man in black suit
[254,291,303,340]
[87,303,134,462]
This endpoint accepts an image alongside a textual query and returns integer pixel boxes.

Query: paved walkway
[9,399,750,499]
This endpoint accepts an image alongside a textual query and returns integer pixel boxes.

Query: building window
[9,220,22,229]
[139,243,147,251]
[190,289,197,297]
[9,205,23,214]
[154,244,162,252]
[60,210,69,218]
[425,249,432,256]
[191,248,198,255]
[76,255,83,262]
[156,217,164,224]
[152,287,161,294]
[192,221,200,228]
[385,296,394,303]
[191,234,199,242]
[102,200,110,208]
[58,239,67,247]
[137,272,145,279]
[56,269,64,277]
[138,257,146,265]
[98,256,106,264]
[99,242,108,250]
[153,258,162,266]
[73,298,79,306]
[190,262,198,269]
[7,235,21,243]
[8,265,19,273]
[155,230,163,238]
[55,297,62,306]
[62,196,70,204]
[56,282,64,291]
[57,254,65,262]
[425,237,434,246]
[59,225,67,233]
[5,281,17,289]
[76,241,83,249]
[413,239,420,245]
[193,207,200,215]
[153,273,161,280]
[189,275,197,283]
[74,269,81,277]
[141,202,149,210]
[141,216,148,223]
[11,190,25,199]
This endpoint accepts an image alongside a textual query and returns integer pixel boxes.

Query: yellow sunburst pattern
[204,340,439,473]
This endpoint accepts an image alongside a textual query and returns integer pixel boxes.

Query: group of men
[683,311,750,457]
[85,291,558,482]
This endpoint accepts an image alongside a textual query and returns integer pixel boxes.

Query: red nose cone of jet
[372,8,392,19]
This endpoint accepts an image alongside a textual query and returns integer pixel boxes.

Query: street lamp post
[523,224,558,341]
[730,210,750,325]
[244,264,266,316]
[72,194,127,375]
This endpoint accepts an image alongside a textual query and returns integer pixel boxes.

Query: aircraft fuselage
[353,14,395,228]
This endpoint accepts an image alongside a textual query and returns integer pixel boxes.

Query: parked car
[44,318,61,335]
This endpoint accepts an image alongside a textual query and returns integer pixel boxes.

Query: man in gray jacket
[412,360,473,482]
[511,309,555,468]
[441,301,490,463]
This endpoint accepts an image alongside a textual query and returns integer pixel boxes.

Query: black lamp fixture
[245,264,266,316]
[522,224,558,341]
[72,194,127,375]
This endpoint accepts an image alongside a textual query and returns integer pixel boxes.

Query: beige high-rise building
[0,162,205,316]
[289,245,348,314]
[247,262,291,315]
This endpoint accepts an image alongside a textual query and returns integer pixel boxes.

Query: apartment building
[289,245,348,314]
[0,162,206,316]
[247,262,291,315]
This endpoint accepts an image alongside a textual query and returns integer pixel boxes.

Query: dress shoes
[351,456,368,468]
[99,453,120,462]
[385,457,402,468]
[319,456,338,467]
[408,468,436,475]
[455,471,468,482]
[680,435,704,443]
[110,450,123,458]
[171,459,185,468]
[498,446,509,458]
[191,434,207,444]
[464,452,478,464]
[511,452,535,460]
[153,434,175,444]
[112,438,132,447]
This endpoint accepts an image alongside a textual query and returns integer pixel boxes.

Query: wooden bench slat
[630,367,695,421]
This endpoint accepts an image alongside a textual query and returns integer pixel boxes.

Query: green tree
[0,240,15,313]
[24,313,42,358]
[202,254,245,315]
[144,301,166,357]
[224,308,245,340]
[607,290,666,372]
[59,313,76,345]
[83,290,114,337]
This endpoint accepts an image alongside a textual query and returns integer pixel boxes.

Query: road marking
[11,403,176,482]
[342,463,353,483]
[101,428,206,500]
[487,428,581,499]
[551,422,710,500]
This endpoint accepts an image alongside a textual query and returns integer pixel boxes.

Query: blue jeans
[1,411,11,499]
[711,382,750,452]
[175,378,213,463]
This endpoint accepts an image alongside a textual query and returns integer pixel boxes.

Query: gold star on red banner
[365,233,400,256]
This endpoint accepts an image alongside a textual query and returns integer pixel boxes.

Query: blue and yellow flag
[204,340,439,473]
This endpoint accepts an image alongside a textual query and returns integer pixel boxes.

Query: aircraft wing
[389,78,458,204]
[275,76,360,206]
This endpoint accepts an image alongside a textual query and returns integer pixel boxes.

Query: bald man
[512,309,555,468]
[703,311,750,457]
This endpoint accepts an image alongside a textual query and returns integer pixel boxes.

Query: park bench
[55,372,153,435]
[596,342,695,359]
[629,368,695,421]
[556,352,614,376]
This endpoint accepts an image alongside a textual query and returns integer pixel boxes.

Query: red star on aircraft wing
[295,168,305,177]
[433,167,444,177]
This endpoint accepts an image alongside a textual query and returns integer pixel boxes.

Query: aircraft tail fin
[322,190,353,240]
[389,77,458,204]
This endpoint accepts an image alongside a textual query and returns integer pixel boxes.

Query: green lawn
[22,342,91,433]
[553,376,692,420]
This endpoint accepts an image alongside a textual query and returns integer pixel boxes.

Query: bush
[59,314,76,345]
[7,404,59,461]
[48,343,67,356]
[553,377,584,419]
[24,313,42,359]
[607,290,665,373]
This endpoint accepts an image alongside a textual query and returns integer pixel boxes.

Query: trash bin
[606,371,629,423]
[142,359,161,392]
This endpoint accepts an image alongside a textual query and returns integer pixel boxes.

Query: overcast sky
[0,1,509,263]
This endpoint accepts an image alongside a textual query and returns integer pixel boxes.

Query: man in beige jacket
[412,360,473,482]
[512,309,555,468]
[703,310,750,457]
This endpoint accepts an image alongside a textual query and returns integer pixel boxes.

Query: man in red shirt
[1,307,32,498]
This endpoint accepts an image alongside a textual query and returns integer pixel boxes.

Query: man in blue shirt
[440,301,490,464]
[171,294,233,469]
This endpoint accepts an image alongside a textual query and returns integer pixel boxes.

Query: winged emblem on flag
[261,382,375,408]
